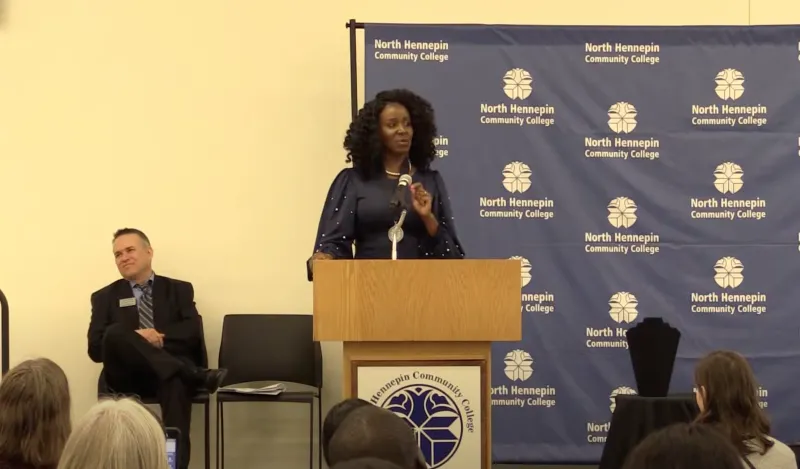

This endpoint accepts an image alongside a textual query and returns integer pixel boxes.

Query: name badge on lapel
[119,297,137,308]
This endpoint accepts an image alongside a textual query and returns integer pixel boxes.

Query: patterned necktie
[137,284,154,329]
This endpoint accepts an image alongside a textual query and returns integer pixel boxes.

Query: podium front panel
[313,259,521,342]
[343,341,491,469]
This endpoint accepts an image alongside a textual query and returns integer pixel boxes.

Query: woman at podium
[307,89,464,280]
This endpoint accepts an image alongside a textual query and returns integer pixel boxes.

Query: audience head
[112,228,153,282]
[622,422,743,469]
[332,458,405,469]
[0,358,71,468]
[693,350,772,455]
[323,398,372,465]
[57,397,168,469]
[327,405,425,469]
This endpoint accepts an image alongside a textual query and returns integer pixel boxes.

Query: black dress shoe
[196,368,228,393]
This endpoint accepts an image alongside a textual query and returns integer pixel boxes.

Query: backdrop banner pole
[0,288,8,376]
[355,23,800,465]
[346,19,362,121]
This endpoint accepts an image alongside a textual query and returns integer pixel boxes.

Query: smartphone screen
[166,435,178,469]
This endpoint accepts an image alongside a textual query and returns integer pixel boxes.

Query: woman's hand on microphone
[410,183,433,218]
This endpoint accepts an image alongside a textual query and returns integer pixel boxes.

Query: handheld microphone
[390,174,413,208]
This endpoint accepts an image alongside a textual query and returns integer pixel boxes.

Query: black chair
[97,316,212,469]
[215,314,323,469]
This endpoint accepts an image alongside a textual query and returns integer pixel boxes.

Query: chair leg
[215,401,221,469]
[204,402,210,469]
[309,400,314,469]
[317,396,323,469]
[220,403,225,469]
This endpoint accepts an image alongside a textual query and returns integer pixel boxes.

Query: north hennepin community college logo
[504,349,534,381]
[608,292,639,324]
[715,68,745,101]
[382,383,465,468]
[607,102,638,134]
[510,256,532,287]
[714,256,744,289]
[502,161,532,193]
[607,197,638,229]
[503,68,533,100]
[609,386,638,413]
[713,162,744,194]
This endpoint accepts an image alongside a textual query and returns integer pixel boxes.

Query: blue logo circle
[382,384,464,468]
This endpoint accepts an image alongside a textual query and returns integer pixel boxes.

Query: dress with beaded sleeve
[307,167,465,280]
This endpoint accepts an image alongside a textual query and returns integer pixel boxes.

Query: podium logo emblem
[503,349,534,381]
[609,386,637,412]
[502,68,533,100]
[384,384,464,468]
[607,102,638,134]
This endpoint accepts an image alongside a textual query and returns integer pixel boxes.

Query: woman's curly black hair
[343,88,438,180]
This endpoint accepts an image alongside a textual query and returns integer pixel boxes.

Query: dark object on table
[625,317,681,397]
[599,393,699,469]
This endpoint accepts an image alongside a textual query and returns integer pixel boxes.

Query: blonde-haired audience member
[57,398,169,469]
[694,350,797,469]
[0,358,71,469]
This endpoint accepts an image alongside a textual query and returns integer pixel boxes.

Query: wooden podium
[313,259,521,469]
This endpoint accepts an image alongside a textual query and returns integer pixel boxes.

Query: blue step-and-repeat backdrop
[363,24,800,463]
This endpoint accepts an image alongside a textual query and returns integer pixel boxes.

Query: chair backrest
[197,315,209,369]
[218,314,322,388]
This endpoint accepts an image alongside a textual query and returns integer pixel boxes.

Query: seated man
[87,227,227,469]
[328,405,426,469]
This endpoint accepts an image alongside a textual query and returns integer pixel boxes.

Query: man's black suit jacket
[87,275,203,367]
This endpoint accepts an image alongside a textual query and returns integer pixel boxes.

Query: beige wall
[0,1,795,468]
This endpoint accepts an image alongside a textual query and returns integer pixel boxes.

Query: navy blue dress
[307,168,465,280]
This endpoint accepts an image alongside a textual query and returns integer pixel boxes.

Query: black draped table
[598,393,699,469]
